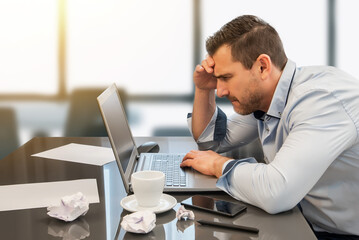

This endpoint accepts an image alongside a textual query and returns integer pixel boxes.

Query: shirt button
[266,127,269,132]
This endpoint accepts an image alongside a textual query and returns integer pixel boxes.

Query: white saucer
[120,194,177,214]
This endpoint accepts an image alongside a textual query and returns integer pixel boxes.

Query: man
[180,15,359,239]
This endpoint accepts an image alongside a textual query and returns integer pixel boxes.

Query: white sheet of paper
[0,179,100,212]
[31,143,115,166]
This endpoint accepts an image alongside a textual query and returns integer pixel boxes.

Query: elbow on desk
[256,190,300,214]
[261,201,297,215]
[229,160,304,214]
[251,165,302,214]
[246,178,299,214]
[233,182,299,214]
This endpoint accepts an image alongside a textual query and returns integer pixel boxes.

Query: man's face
[212,45,263,115]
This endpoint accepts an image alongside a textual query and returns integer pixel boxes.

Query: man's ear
[257,54,271,80]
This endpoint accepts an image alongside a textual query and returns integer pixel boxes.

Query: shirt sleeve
[217,89,357,214]
[217,157,258,196]
[187,107,259,152]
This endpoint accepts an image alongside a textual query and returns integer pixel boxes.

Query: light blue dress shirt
[187,59,359,235]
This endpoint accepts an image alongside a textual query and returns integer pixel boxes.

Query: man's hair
[206,15,287,70]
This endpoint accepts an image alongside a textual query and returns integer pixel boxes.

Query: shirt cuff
[222,159,236,174]
[187,107,218,143]
[214,107,227,141]
[216,157,257,195]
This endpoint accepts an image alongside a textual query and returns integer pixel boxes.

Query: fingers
[195,64,205,73]
[195,55,214,73]
[206,55,215,66]
[180,158,193,168]
[201,58,214,74]
[182,150,198,161]
[180,150,198,167]
[181,150,219,176]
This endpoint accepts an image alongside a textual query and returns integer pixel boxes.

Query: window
[66,0,193,95]
[0,0,58,94]
[201,0,327,67]
[337,0,359,78]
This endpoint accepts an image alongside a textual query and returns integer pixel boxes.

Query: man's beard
[230,89,262,115]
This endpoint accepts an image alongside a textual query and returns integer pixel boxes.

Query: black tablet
[181,195,247,217]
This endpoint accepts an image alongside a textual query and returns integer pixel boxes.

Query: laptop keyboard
[150,154,187,187]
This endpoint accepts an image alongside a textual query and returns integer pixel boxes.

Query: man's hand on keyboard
[180,150,231,178]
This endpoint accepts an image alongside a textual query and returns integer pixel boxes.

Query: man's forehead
[213,64,224,77]
[212,45,234,74]
[213,59,235,77]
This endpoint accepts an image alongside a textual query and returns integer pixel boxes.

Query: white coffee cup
[131,170,165,207]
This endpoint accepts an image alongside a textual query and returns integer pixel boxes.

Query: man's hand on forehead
[200,56,215,74]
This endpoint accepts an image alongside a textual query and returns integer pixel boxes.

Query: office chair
[0,107,19,160]
[64,87,127,137]
[152,126,191,137]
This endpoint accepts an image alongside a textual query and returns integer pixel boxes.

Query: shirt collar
[265,59,296,119]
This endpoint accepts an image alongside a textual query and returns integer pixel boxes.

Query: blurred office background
[0,0,358,159]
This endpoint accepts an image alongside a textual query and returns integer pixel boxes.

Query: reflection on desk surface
[48,218,90,240]
[0,137,316,240]
[115,199,315,240]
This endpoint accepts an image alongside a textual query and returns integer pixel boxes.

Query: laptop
[97,83,219,193]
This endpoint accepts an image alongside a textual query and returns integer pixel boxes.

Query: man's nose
[216,81,229,97]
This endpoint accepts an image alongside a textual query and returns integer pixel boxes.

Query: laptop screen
[98,85,135,172]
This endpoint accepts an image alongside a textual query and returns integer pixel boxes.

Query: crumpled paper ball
[176,205,195,220]
[47,192,89,222]
[121,211,156,234]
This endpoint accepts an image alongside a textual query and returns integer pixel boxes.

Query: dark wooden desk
[0,137,316,240]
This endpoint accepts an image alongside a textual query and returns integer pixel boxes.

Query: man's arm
[191,87,215,140]
[191,57,217,140]
[185,88,358,215]
[217,90,358,214]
